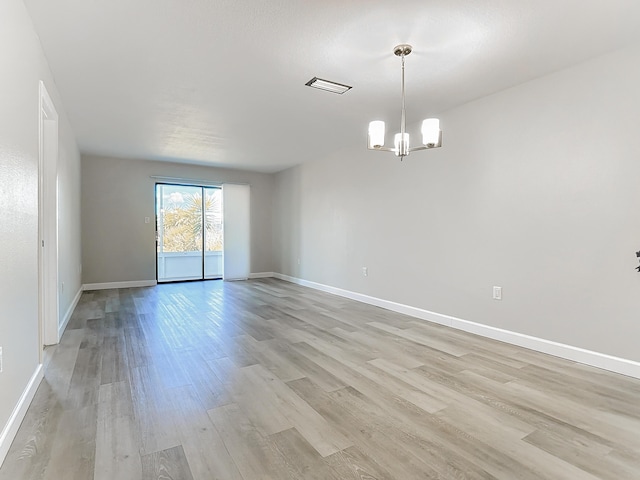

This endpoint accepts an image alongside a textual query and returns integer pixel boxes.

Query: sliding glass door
[203,187,223,279]
[156,184,223,282]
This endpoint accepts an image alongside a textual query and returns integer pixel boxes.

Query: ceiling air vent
[305,77,352,94]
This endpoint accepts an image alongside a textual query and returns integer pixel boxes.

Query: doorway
[155,184,223,282]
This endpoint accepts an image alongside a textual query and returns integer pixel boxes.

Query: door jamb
[38,81,60,356]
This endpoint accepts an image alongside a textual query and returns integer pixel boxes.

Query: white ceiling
[24,0,640,173]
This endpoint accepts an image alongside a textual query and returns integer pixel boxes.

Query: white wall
[274,44,640,363]
[81,155,274,285]
[0,0,81,461]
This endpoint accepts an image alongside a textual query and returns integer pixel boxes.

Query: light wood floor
[1,279,639,480]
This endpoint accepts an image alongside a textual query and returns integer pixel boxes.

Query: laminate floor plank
[124,324,152,368]
[557,361,640,394]
[501,378,640,451]
[0,382,64,480]
[167,385,243,480]
[229,311,276,342]
[457,369,640,452]
[343,329,425,369]
[100,333,129,385]
[94,381,141,480]
[517,363,640,418]
[337,385,517,479]
[435,405,604,480]
[368,321,471,357]
[42,328,83,402]
[297,337,449,414]
[523,428,633,479]
[204,356,238,386]
[229,363,294,436]
[287,308,360,334]
[65,332,103,409]
[141,445,194,480]
[605,450,640,479]
[235,363,352,456]
[41,405,97,480]
[291,341,446,414]
[287,379,446,479]
[368,357,496,413]
[349,306,414,329]
[129,364,182,456]
[455,353,520,384]
[407,320,529,364]
[207,403,287,480]
[295,376,506,479]
[322,445,395,480]
[219,333,261,368]
[1,278,639,479]
[418,363,632,450]
[261,337,347,392]
[176,351,232,410]
[250,338,307,383]
[267,427,343,480]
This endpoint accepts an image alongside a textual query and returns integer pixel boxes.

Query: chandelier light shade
[421,118,441,147]
[394,132,409,157]
[367,44,442,159]
[368,120,385,148]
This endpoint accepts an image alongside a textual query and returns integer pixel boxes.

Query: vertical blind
[222,183,250,280]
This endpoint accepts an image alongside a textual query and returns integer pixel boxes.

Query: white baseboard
[82,280,157,291]
[0,365,44,468]
[59,287,82,339]
[83,275,278,288]
[273,273,640,379]
[83,276,275,289]
[249,272,275,279]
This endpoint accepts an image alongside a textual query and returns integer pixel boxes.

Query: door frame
[38,81,60,353]
[155,182,223,283]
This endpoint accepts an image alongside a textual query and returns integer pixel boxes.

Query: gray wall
[81,155,275,284]
[0,0,81,449]
[273,44,640,363]
[58,109,83,323]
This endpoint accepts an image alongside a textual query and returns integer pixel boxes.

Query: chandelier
[368,44,442,159]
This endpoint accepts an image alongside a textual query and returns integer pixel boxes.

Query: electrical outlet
[362,267,368,277]
[0,346,3,373]
[145,216,150,224]
[493,286,502,300]
[297,258,301,265]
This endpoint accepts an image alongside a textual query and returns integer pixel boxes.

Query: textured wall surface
[81,155,275,284]
[0,0,80,452]
[274,44,640,362]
